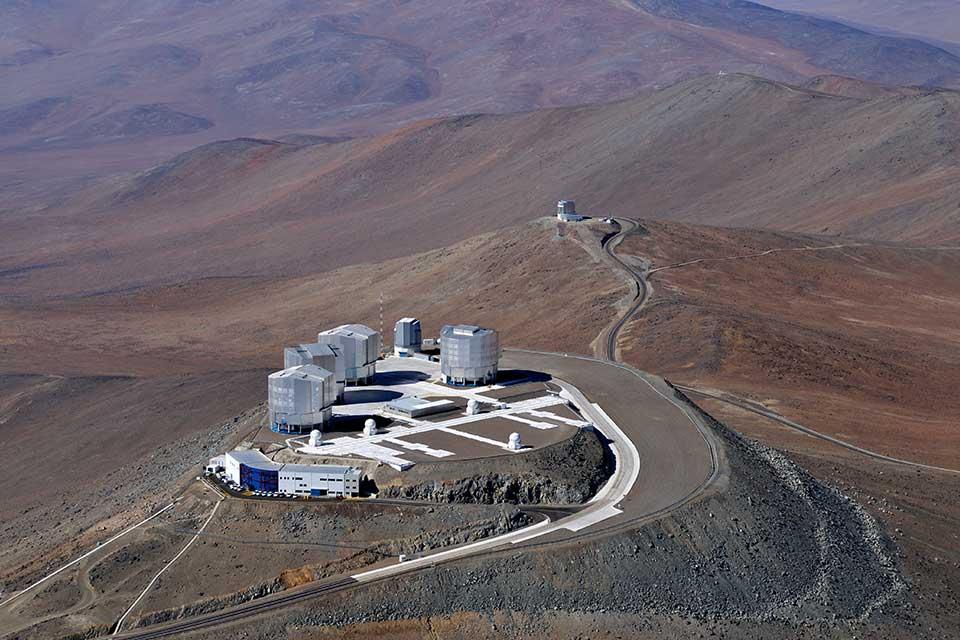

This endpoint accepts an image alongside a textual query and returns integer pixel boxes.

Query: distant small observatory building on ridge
[440,324,500,387]
[556,199,583,222]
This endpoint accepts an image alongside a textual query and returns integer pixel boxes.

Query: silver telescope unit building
[316,324,381,385]
[268,364,336,434]
[283,342,346,400]
[394,317,422,356]
[440,324,500,386]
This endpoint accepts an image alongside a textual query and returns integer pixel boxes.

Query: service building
[217,450,362,497]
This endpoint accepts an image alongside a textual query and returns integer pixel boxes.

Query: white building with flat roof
[212,449,362,497]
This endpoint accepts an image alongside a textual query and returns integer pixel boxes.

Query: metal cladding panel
[268,365,335,426]
[300,343,345,397]
[284,346,311,369]
[440,325,499,381]
[394,318,422,349]
[317,325,380,381]
[277,465,361,495]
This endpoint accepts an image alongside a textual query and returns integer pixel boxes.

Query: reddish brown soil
[618,220,960,468]
[0,220,620,376]
[8,0,958,193]
[6,75,960,302]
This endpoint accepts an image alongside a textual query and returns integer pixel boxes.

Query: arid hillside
[4,74,960,301]
[615,220,960,468]
[3,0,960,193]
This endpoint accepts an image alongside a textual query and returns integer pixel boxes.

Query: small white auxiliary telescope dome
[363,419,378,436]
[308,429,322,447]
[466,399,481,415]
[508,432,522,451]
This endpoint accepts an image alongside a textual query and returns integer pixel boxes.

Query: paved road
[595,218,649,361]
[109,218,722,638]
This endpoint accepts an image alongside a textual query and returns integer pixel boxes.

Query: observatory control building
[440,324,500,386]
[317,324,381,385]
[268,364,336,433]
[214,450,362,496]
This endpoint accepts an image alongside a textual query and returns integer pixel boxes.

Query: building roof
[322,324,378,339]
[226,450,360,476]
[441,324,495,338]
[269,364,334,382]
[397,317,418,324]
[225,449,283,470]
[281,464,362,476]
[301,343,338,358]
[386,397,456,412]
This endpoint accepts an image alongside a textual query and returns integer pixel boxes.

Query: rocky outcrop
[376,429,614,505]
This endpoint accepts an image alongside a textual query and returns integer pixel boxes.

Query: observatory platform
[286,356,588,470]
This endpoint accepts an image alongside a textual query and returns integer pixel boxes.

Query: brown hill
[3,74,959,300]
[803,74,926,98]
[4,0,960,190]
[617,220,960,468]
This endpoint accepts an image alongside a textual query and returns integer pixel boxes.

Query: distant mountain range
[756,0,960,48]
[3,0,960,188]
[3,73,958,300]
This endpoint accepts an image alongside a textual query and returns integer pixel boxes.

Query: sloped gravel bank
[376,429,614,505]
[289,388,906,634]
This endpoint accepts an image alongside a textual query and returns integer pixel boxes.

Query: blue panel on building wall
[239,463,278,492]
[310,488,325,497]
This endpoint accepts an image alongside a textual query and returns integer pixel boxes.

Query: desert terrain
[4,0,960,199]
[1,211,958,638]
[758,0,960,47]
[4,74,960,305]
[1,6,959,636]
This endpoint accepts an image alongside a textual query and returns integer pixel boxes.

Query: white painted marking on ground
[521,409,589,427]
[564,504,623,532]
[439,426,515,451]
[501,414,558,430]
[385,438,454,458]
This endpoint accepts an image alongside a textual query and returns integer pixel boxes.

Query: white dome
[508,432,522,451]
[466,399,481,415]
[308,429,322,447]
[363,419,378,436]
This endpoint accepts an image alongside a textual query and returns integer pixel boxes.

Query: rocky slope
[231,391,908,638]
[376,430,614,505]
